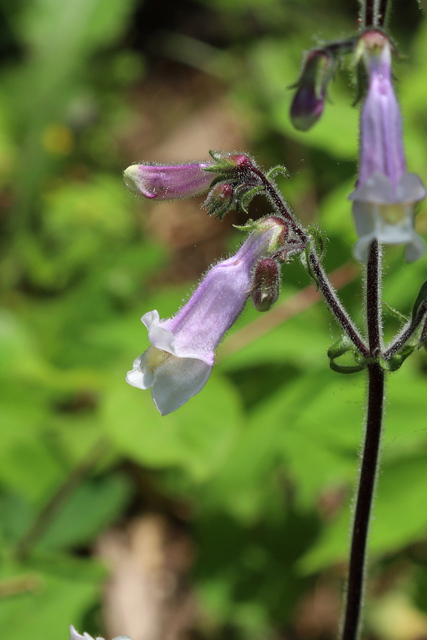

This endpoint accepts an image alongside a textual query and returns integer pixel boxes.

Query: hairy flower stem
[254,170,369,355]
[342,240,386,640]
[377,0,390,27]
[362,0,390,28]
[308,252,369,356]
[383,303,427,359]
[250,166,306,242]
[364,0,377,27]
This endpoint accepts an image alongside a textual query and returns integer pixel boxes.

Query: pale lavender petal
[396,173,427,203]
[151,356,212,415]
[405,233,426,262]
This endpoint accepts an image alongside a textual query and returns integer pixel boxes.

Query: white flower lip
[69,624,132,640]
[350,172,426,263]
[69,625,103,640]
[126,310,213,416]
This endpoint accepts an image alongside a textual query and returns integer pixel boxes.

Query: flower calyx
[200,151,269,219]
[206,150,257,177]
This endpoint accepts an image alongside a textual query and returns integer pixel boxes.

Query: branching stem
[253,169,369,356]
[383,303,427,359]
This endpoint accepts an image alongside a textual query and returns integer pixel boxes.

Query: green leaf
[102,371,243,482]
[38,474,132,550]
[0,555,104,640]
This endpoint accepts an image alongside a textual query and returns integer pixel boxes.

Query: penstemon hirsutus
[72,3,427,640]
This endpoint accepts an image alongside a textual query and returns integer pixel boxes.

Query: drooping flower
[349,31,426,262]
[126,218,286,415]
[69,625,131,640]
[123,161,217,200]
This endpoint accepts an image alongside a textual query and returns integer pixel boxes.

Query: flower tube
[126,219,285,415]
[349,31,426,262]
[123,162,217,200]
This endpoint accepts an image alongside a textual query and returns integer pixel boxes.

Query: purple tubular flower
[349,31,426,262]
[126,219,285,415]
[123,162,217,200]
[69,625,131,640]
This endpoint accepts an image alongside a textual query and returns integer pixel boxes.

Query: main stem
[341,240,385,640]
[362,0,390,29]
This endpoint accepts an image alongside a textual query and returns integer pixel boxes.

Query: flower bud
[203,181,235,219]
[251,257,281,312]
[123,162,216,200]
[290,49,333,131]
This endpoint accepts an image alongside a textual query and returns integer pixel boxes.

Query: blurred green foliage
[1,0,427,639]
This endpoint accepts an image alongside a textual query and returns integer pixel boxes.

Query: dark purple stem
[377,0,390,27]
[383,303,427,359]
[308,253,369,357]
[341,240,385,640]
[363,0,389,28]
[364,0,376,27]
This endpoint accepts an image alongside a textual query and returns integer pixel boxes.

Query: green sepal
[266,165,290,181]
[382,302,409,323]
[380,345,415,372]
[327,336,367,374]
[411,280,427,325]
[233,219,258,232]
[238,185,264,214]
[307,225,326,261]
[206,150,254,176]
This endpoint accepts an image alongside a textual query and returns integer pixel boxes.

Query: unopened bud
[123,162,216,200]
[251,258,281,312]
[204,181,235,219]
[290,50,333,131]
